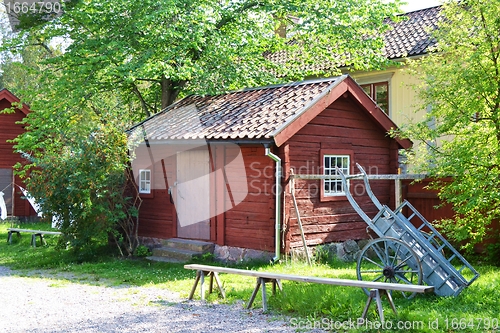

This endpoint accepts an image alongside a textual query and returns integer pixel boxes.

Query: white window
[139,169,151,194]
[323,155,349,196]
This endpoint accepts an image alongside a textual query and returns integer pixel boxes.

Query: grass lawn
[0,221,499,332]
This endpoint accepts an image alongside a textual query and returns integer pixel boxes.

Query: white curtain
[0,192,7,220]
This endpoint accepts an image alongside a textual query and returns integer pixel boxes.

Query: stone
[344,239,360,253]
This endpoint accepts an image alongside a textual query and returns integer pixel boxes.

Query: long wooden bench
[184,264,434,321]
[7,228,62,247]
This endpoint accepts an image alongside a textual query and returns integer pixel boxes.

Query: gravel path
[0,266,325,333]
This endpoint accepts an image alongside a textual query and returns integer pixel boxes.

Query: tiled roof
[129,76,345,141]
[265,6,441,69]
[383,6,441,59]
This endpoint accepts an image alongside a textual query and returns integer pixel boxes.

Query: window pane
[375,83,389,113]
[139,170,151,194]
[323,155,350,196]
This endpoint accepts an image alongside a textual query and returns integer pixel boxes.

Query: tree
[1,0,402,256]
[399,0,500,259]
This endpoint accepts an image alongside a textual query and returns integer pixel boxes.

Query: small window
[361,82,389,114]
[139,169,151,194]
[323,155,350,196]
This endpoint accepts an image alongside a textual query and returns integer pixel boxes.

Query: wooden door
[0,169,13,215]
[176,149,210,240]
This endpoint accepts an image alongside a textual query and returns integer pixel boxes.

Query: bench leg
[247,278,262,309]
[211,272,226,299]
[189,271,202,300]
[40,235,47,246]
[200,271,206,300]
[261,278,268,312]
[7,231,13,244]
[248,278,276,312]
[383,289,397,315]
[272,279,282,295]
[361,289,397,322]
[209,273,214,294]
[31,234,37,247]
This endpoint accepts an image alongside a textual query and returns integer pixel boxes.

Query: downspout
[264,144,281,263]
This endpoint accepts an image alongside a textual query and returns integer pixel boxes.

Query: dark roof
[265,6,441,69]
[383,6,441,59]
[128,75,411,149]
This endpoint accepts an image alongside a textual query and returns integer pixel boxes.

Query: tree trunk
[161,76,187,110]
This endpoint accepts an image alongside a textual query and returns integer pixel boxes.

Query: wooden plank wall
[135,144,276,251]
[283,97,398,250]
[223,146,275,251]
[0,98,36,217]
[136,156,176,239]
[402,179,454,225]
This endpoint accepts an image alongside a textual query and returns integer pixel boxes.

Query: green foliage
[191,252,215,264]
[398,0,500,260]
[2,0,402,114]
[133,245,151,258]
[1,0,402,258]
[14,123,140,256]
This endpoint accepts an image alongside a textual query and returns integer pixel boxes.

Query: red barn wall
[223,146,275,251]
[136,157,176,239]
[136,144,276,251]
[281,96,399,250]
[0,95,36,217]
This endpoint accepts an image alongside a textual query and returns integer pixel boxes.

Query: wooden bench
[7,228,62,247]
[184,264,434,321]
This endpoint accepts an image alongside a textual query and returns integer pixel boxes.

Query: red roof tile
[128,75,411,149]
[130,76,345,141]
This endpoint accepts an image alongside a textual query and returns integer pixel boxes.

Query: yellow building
[349,6,440,128]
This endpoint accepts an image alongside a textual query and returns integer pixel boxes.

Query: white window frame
[323,155,350,196]
[138,169,151,194]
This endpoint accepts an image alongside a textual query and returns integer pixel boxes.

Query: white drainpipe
[264,145,281,262]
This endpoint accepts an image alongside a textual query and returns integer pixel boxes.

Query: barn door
[0,169,13,215]
[175,149,210,240]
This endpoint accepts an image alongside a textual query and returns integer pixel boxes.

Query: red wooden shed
[0,88,37,218]
[128,75,411,259]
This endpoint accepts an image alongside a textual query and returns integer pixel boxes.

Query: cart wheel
[357,237,423,299]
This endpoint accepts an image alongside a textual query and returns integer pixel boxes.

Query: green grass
[1,222,499,332]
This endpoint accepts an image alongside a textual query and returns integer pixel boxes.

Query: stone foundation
[214,245,274,263]
[138,236,164,249]
[138,236,370,263]
[290,239,371,263]
[138,237,274,263]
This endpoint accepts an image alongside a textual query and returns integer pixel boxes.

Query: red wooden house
[128,75,411,259]
[0,89,37,218]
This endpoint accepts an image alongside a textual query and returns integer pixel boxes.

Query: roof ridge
[399,5,441,16]
[239,75,346,93]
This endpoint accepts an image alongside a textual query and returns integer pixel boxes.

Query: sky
[400,0,443,12]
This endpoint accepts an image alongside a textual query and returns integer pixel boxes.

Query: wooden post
[395,178,402,208]
[290,171,311,266]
